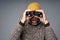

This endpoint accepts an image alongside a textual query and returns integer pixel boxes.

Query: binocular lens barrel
[26,11,43,17]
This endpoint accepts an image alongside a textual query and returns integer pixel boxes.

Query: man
[10,2,57,40]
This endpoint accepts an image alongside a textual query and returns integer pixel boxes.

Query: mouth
[29,17,41,26]
[31,17,37,22]
[30,17,38,25]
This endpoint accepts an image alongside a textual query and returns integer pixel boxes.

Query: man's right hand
[21,9,32,24]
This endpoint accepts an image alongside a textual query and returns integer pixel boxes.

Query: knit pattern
[10,23,57,40]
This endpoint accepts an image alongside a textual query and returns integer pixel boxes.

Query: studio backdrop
[0,0,60,40]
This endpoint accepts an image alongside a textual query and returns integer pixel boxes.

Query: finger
[36,9,46,18]
[23,9,32,17]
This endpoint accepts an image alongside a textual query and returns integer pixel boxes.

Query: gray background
[0,0,60,40]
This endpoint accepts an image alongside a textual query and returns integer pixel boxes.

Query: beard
[28,16,41,26]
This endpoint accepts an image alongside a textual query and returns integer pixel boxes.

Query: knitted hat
[27,2,41,10]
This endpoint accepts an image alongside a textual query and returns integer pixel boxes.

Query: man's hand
[36,10,49,24]
[21,9,31,24]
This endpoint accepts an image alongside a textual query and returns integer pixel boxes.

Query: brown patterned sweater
[10,22,57,40]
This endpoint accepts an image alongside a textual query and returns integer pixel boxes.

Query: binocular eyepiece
[26,11,43,17]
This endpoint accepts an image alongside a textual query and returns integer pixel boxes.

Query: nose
[32,15,38,19]
[32,15,38,17]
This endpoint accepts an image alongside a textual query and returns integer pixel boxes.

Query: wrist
[19,21,25,26]
[21,20,25,23]
[21,19,26,24]
[44,20,49,24]
[44,22,50,27]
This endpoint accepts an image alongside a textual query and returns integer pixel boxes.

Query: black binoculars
[26,11,43,17]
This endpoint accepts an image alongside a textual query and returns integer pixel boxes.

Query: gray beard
[32,22,37,25]
[28,18,41,26]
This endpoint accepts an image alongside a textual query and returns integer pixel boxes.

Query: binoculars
[26,11,43,17]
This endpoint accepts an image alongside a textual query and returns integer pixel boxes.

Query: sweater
[10,21,57,40]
